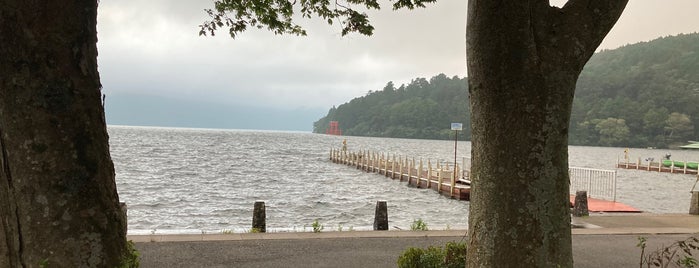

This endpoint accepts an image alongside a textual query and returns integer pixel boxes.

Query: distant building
[325,121,342,136]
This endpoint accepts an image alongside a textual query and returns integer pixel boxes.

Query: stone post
[373,201,388,231]
[690,191,699,215]
[253,201,266,233]
[119,202,127,236]
[573,191,589,217]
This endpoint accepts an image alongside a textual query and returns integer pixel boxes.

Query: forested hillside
[570,33,699,148]
[313,74,470,140]
[314,33,699,148]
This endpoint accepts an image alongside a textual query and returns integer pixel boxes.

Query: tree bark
[466,1,627,267]
[0,0,127,267]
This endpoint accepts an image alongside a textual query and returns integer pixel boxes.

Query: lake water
[108,126,699,234]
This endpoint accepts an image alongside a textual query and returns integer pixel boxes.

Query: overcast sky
[97,1,699,111]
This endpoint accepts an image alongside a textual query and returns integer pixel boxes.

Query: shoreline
[127,213,699,243]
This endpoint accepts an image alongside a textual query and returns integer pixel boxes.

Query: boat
[680,141,699,150]
[662,160,699,170]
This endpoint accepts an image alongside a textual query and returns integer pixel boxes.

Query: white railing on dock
[569,167,617,201]
[330,148,617,202]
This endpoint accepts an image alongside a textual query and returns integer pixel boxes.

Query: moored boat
[680,141,699,150]
[662,159,698,170]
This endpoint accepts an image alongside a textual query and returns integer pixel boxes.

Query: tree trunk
[0,1,127,267]
[466,1,627,267]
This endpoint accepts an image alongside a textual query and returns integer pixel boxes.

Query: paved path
[131,214,699,267]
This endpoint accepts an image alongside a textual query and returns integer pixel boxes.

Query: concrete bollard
[690,191,699,215]
[252,201,266,233]
[373,201,388,231]
[119,202,127,236]
[573,191,589,217]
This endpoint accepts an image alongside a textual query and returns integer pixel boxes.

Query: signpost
[451,123,462,184]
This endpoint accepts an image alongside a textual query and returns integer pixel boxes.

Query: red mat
[570,195,641,213]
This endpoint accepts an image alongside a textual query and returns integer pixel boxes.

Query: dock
[330,149,640,212]
[617,157,698,175]
[330,149,471,200]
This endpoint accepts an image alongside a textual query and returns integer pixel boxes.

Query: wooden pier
[330,149,471,200]
[617,157,698,175]
[330,149,644,212]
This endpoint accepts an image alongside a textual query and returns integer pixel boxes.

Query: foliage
[397,241,467,268]
[638,236,699,268]
[313,74,470,141]
[221,229,233,234]
[410,218,428,231]
[313,33,699,148]
[200,0,436,38]
[312,219,324,233]
[119,240,141,268]
[250,227,262,233]
[570,33,699,148]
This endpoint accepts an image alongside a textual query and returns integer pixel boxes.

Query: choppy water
[108,126,699,234]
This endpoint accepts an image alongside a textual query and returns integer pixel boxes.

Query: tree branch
[559,0,629,59]
[201,0,436,38]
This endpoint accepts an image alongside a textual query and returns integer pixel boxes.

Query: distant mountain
[313,74,470,140]
[104,93,325,131]
[314,33,699,148]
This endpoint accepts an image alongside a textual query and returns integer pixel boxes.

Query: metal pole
[454,130,458,182]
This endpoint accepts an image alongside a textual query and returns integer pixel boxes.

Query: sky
[97,0,699,128]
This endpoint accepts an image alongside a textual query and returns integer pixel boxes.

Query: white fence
[457,157,616,202]
[569,167,617,201]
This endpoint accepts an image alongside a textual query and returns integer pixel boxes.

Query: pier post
[438,167,445,193]
[418,159,423,188]
[690,191,699,215]
[427,160,432,189]
[373,201,388,231]
[253,201,266,233]
[407,159,413,184]
[637,157,641,170]
[380,153,385,175]
[572,191,589,217]
[362,151,369,171]
[451,164,458,198]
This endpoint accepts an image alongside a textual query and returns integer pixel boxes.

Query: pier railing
[329,149,471,200]
[330,149,618,202]
[569,167,617,202]
[617,156,698,175]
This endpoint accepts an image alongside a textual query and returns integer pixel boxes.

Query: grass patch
[397,241,467,268]
[410,219,428,231]
[312,219,324,233]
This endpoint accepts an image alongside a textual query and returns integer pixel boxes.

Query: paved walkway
[131,214,699,267]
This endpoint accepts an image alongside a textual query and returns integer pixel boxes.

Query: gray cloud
[97,0,699,110]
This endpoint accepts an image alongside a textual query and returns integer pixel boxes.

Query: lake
[108,126,698,234]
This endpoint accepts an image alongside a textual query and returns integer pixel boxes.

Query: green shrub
[638,236,699,268]
[410,219,428,231]
[397,241,467,268]
[397,247,426,268]
[119,240,140,268]
[443,241,468,268]
[312,219,324,233]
